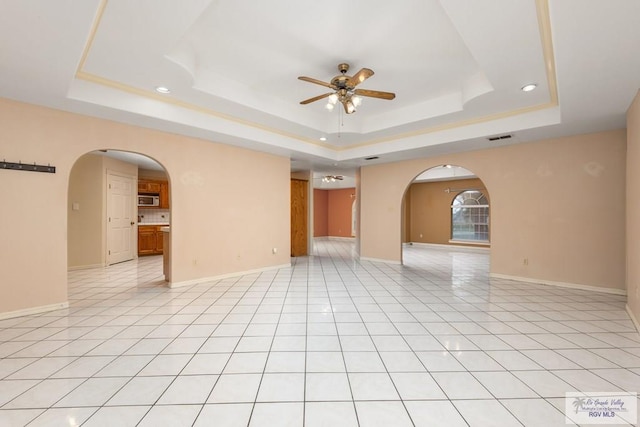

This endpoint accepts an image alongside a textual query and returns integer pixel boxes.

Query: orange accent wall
[314,188,355,238]
[328,188,356,238]
[314,189,328,237]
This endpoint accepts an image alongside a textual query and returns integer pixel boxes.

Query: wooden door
[291,179,308,256]
[107,173,135,264]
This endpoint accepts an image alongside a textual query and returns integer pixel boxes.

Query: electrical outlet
[419,233,423,238]
[523,258,529,266]
[272,247,278,254]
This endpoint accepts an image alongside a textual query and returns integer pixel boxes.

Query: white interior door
[107,173,135,265]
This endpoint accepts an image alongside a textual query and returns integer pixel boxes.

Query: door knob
[130,221,135,226]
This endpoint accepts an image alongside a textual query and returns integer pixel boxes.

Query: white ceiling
[1,0,639,184]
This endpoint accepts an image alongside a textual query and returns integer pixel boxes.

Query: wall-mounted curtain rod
[444,187,482,193]
[1,160,56,173]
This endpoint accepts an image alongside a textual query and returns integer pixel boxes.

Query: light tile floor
[0,240,639,426]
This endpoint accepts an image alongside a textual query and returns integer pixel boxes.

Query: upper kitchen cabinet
[138,179,162,194]
[160,181,169,209]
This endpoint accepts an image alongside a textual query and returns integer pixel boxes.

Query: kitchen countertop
[138,222,170,226]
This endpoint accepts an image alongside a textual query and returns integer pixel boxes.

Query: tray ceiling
[1,0,639,172]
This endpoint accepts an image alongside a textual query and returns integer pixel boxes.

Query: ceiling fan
[320,175,344,183]
[298,63,395,114]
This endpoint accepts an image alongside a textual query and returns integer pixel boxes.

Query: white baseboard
[490,273,627,296]
[359,256,402,265]
[626,305,640,333]
[168,263,292,289]
[0,302,69,321]
[67,263,104,271]
[406,242,490,253]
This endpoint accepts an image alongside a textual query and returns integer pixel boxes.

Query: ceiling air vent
[487,134,513,141]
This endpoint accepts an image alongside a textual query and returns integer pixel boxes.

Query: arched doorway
[67,150,170,279]
[401,164,490,265]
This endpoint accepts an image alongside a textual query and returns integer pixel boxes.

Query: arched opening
[67,150,171,284]
[401,164,490,266]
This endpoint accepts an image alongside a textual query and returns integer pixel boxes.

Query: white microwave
[138,195,159,207]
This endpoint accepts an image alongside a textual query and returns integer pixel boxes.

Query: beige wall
[361,129,627,291]
[407,178,489,247]
[627,90,640,327]
[138,168,167,180]
[0,97,290,316]
[68,154,104,268]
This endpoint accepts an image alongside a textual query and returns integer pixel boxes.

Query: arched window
[451,190,489,242]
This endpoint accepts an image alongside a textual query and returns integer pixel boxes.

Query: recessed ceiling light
[521,83,537,92]
[155,86,171,94]
[319,137,327,141]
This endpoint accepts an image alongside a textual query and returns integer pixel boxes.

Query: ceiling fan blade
[348,68,374,87]
[300,92,332,105]
[354,88,396,100]
[298,76,334,89]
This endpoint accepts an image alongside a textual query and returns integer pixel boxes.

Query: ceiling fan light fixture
[322,175,343,183]
[298,63,395,115]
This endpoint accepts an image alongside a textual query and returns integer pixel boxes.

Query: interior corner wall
[327,188,356,238]
[407,178,489,247]
[626,90,640,328]
[361,129,627,292]
[0,97,291,316]
[138,168,168,180]
[313,189,329,237]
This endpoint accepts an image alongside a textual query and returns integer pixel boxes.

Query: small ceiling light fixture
[155,86,171,94]
[521,83,537,92]
[319,137,327,141]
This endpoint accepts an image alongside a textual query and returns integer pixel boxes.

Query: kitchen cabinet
[160,181,169,209]
[138,180,161,194]
[138,225,164,255]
